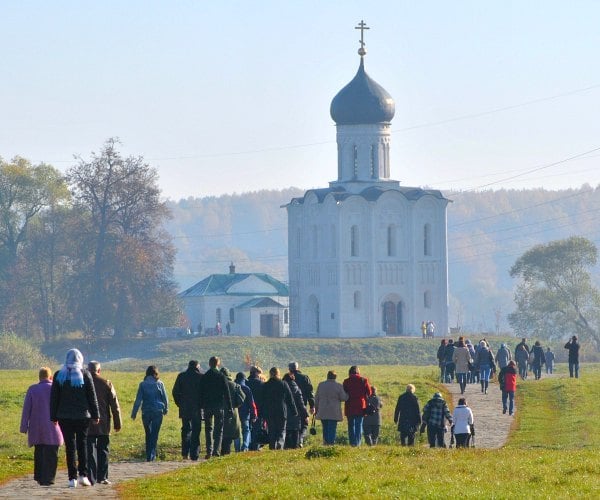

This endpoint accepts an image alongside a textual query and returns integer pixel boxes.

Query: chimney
[229,262,235,274]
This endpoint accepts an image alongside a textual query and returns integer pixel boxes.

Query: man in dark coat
[246,366,265,451]
[288,362,315,447]
[564,335,581,378]
[86,361,121,485]
[282,373,309,449]
[199,357,233,459]
[261,367,297,450]
[172,360,203,460]
[393,384,421,446]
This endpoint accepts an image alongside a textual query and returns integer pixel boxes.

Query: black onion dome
[330,58,395,125]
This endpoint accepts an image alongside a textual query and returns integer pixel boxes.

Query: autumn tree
[0,157,69,332]
[509,236,600,351]
[66,138,179,337]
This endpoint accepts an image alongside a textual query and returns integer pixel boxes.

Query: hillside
[166,185,600,333]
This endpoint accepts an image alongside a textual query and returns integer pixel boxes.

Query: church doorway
[382,298,404,336]
[260,314,280,337]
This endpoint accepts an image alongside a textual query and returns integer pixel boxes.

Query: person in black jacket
[199,356,232,459]
[50,348,99,488]
[262,367,297,450]
[564,335,581,378]
[393,384,421,446]
[288,362,315,447]
[172,360,203,460]
[282,373,309,449]
[246,366,265,450]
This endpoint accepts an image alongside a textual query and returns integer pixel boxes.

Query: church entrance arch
[308,295,320,334]
[381,295,404,336]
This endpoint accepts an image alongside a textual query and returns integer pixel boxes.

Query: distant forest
[165,185,600,333]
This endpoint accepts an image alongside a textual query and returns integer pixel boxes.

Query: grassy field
[2,365,599,498]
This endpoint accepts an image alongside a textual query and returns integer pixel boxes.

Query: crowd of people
[19,336,582,488]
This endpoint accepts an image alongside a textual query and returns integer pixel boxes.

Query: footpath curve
[444,378,513,448]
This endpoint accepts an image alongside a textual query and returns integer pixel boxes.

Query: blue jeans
[569,361,579,378]
[142,412,163,461]
[502,390,515,414]
[321,419,338,445]
[456,372,467,393]
[347,415,363,446]
[240,418,251,451]
[480,365,491,382]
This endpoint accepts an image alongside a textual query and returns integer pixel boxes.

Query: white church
[285,23,449,338]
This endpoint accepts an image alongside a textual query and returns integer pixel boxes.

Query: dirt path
[444,378,513,448]
[0,460,199,499]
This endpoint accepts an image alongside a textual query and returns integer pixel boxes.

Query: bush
[0,332,55,369]
[305,445,342,460]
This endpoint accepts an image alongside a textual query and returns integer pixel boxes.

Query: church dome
[330,58,395,125]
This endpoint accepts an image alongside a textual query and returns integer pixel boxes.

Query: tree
[0,157,69,331]
[509,236,600,351]
[66,138,179,337]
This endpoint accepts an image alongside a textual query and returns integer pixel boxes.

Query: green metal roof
[179,273,289,298]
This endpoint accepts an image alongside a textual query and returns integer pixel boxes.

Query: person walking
[515,344,529,380]
[314,370,348,445]
[199,356,233,459]
[261,367,297,450]
[363,386,383,446]
[220,368,245,455]
[452,337,472,394]
[246,366,265,451]
[545,347,555,374]
[393,384,421,446]
[282,372,309,449]
[495,343,512,370]
[20,367,64,486]
[452,398,474,448]
[498,360,518,415]
[564,336,580,378]
[172,360,203,461]
[443,339,456,383]
[474,341,495,394]
[86,361,122,485]
[531,341,546,380]
[234,372,257,451]
[342,366,372,447]
[421,392,453,448]
[287,362,315,447]
[436,340,447,383]
[131,365,168,462]
[514,338,530,358]
[50,348,99,488]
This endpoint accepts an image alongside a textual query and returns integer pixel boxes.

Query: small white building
[179,264,289,337]
[285,27,450,338]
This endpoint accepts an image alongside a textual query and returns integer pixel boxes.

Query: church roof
[236,297,286,309]
[330,58,395,125]
[179,273,289,298]
[287,185,447,206]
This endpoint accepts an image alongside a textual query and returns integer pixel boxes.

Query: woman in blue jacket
[131,365,168,461]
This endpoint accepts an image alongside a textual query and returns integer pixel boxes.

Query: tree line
[0,139,179,340]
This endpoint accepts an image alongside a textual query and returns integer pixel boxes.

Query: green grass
[2,365,600,498]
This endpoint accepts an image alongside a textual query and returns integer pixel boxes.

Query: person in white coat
[452,398,474,448]
[314,371,348,445]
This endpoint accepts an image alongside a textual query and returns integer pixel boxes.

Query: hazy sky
[3,1,600,200]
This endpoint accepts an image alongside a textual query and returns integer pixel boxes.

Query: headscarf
[56,348,85,387]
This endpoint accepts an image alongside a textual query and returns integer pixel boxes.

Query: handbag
[309,414,317,435]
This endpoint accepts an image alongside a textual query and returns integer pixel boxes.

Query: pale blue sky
[2,1,600,199]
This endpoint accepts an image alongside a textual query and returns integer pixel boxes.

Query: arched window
[387,224,396,257]
[308,295,320,334]
[424,291,431,309]
[424,223,432,256]
[353,291,361,309]
[351,225,359,257]
[284,309,289,324]
[229,307,235,323]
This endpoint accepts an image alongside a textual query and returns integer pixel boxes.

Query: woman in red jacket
[342,366,372,446]
[498,360,517,416]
